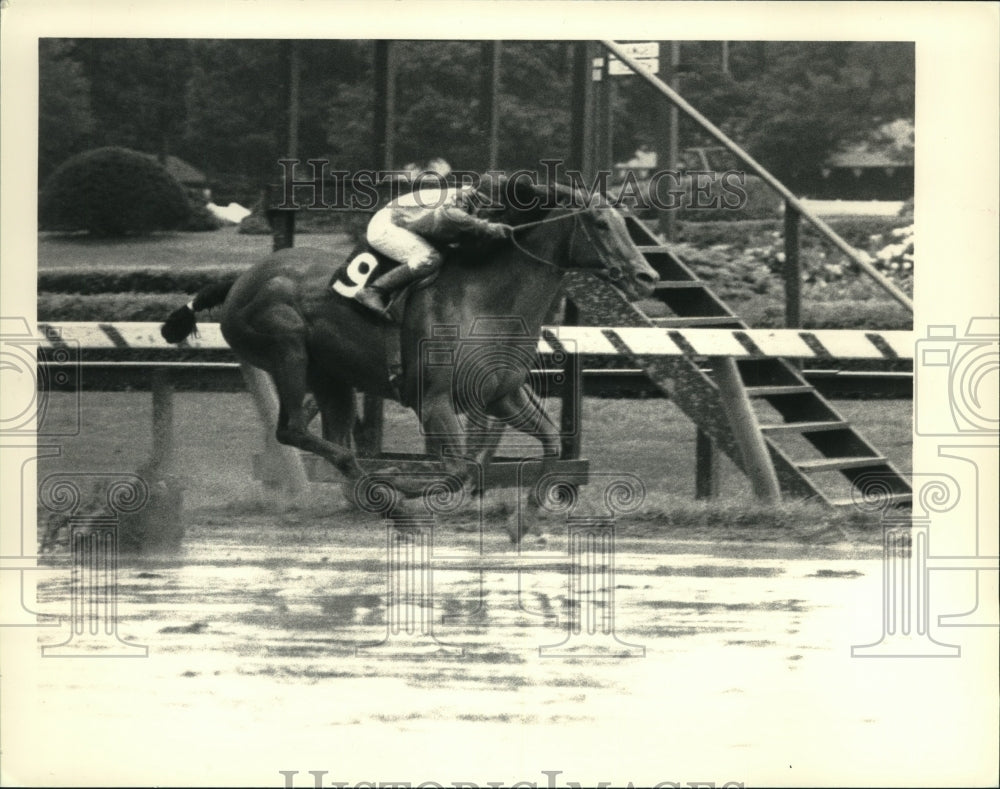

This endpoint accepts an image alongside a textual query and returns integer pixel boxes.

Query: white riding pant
[367,207,443,272]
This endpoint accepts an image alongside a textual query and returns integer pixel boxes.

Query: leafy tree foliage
[38,39,913,202]
[615,41,914,183]
[38,40,96,180]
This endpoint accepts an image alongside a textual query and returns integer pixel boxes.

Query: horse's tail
[160,279,235,343]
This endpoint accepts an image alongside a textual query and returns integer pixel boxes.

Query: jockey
[354,171,513,318]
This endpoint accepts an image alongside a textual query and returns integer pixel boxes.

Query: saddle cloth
[326,244,441,403]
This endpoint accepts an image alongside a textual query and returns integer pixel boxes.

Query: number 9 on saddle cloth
[329,244,443,313]
[330,248,388,299]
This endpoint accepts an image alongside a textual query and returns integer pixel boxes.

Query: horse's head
[565,193,659,300]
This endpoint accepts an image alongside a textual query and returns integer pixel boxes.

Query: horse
[161,183,658,511]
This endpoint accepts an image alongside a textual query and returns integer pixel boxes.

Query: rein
[506,208,585,269]
[506,207,625,284]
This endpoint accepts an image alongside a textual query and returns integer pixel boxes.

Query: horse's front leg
[484,384,563,543]
[416,396,482,493]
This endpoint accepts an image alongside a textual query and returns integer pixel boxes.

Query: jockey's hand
[494,223,515,240]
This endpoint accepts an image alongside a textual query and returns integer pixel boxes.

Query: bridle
[506,207,625,284]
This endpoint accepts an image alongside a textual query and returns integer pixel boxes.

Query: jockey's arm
[432,205,509,241]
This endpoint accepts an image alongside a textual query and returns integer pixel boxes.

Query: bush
[182,189,223,232]
[39,147,191,237]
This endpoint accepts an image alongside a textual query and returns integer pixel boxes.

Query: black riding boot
[354,264,430,320]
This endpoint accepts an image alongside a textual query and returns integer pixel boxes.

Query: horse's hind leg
[313,381,356,448]
[267,345,365,480]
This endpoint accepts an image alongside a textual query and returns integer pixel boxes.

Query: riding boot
[354,264,430,320]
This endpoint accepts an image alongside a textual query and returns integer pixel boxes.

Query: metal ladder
[559,214,912,508]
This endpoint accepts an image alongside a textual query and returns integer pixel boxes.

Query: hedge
[745,301,913,331]
[675,215,912,250]
[39,267,242,295]
[39,293,202,322]
[38,289,913,332]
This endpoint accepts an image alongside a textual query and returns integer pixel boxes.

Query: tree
[612,41,914,183]
[38,40,96,179]
[70,39,193,160]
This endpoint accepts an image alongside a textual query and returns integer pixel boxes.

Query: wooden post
[370,41,397,459]
[361,40,398,459]
[241,364,308,497]
[151,370,175,472]
[560,300,582,460]
[569,41,596,183]
[694,428,718,500]
[479,41,501,170]
[784,200,802,328]
[709,357,780,503]
[285,40,301,160]
[268,208,295,251]
[373,41,397,174]
[596,48,613,187]
[655,41,681,241]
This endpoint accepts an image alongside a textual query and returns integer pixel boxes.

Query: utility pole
[479,41,501,170]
